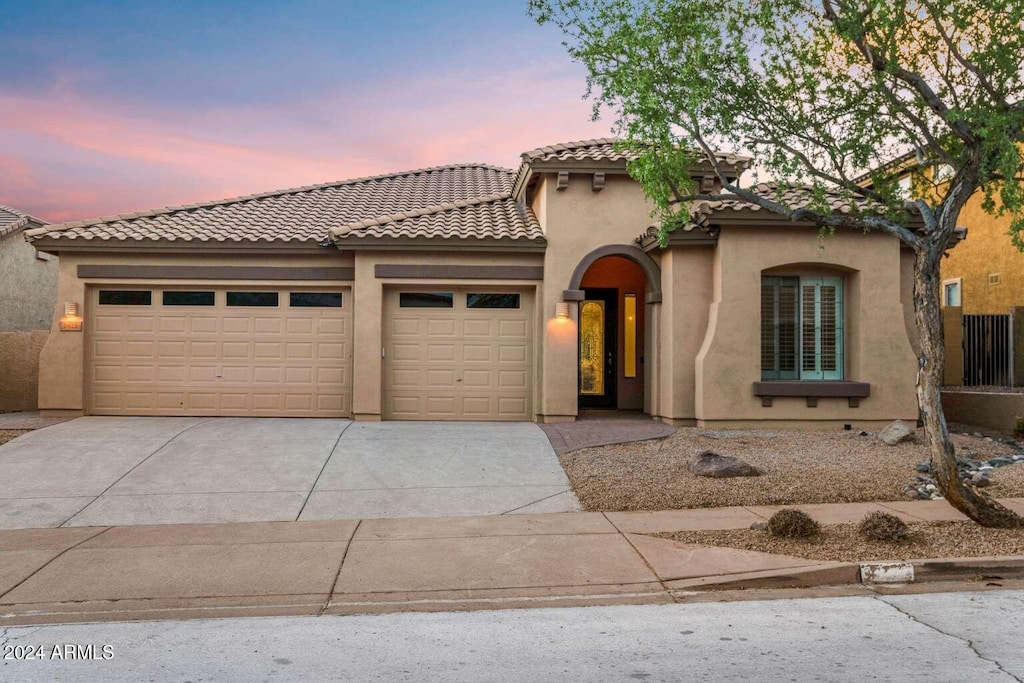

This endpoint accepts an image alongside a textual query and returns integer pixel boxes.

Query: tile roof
[24,164,526,245]
[520,138,638,164]
[688,183,875,219]
[520,137,751,166]
[0,204,46,239]
[330,194,543,243]
[635,182,954,244]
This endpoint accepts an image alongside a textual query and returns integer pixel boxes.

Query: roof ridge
[520,137,620,161]
[331,192,514,237]
[1,204,49,238]
[29,163,516,235]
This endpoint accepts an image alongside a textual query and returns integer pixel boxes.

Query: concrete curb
[674,556,1024,592]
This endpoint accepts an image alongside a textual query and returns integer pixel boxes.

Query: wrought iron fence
[962,314,1014,386]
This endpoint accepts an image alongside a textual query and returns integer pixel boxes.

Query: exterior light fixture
[555,302,570,319]
[60,302,83,332]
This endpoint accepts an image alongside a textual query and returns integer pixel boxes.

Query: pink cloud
[0,63,613,221]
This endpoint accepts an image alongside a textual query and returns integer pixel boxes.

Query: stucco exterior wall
[694,226,919,426]
[0,330,48,412]
[655,246,714,424]
[0,232,58,331]
[942,390,1024,432]
[536,173,658,420]
[941,193,1024,314]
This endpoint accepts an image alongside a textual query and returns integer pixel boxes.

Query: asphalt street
[2,589,1023,682]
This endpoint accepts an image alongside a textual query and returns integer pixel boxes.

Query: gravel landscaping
[0,429,29,446]
[655,521,1024,563]
[559,427,1024,511]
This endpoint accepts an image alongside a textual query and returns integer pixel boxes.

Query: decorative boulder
[689,451,762,478]
[879,420,915,446]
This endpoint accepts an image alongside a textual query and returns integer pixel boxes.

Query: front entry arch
[563,243,662,304]
[563,244,663,415]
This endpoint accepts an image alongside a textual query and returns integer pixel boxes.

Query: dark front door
[578,288,617,409]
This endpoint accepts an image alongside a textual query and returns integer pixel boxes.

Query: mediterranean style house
[25,139,921,427]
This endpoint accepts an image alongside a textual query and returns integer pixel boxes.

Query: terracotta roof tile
[520,138,637,164]
[519,138,750,166]
[331,194,543,243]
[25,164,517,245]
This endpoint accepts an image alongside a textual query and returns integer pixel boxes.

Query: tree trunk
[913,248,1023,527]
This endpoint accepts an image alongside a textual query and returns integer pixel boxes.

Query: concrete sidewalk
[2,497,1023,626]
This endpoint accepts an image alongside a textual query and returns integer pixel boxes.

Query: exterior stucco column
[37,257,85,414]
[351,253,383,420]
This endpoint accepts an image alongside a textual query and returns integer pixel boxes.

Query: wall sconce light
[60,301,83,332]
[555,302,569,319]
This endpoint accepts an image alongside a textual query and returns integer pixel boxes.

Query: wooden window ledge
[753,381,870,408]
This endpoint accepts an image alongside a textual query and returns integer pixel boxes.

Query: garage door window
[399,292,453,308]
[227,291,279,307]
[163,291,215,306]
[290,292,343,308]
[98,290,152,306]
[467,293,520,309]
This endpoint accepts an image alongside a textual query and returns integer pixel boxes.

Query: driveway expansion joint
[321,519,361,616]
[874,595,1023,682]
[0,526,111,603]
[58,418,214,528]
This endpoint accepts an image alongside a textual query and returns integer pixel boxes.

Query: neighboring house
[859,155,1024,387]
[0,204,56,412]
[26,139,923,426]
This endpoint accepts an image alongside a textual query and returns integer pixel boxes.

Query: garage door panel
[221,394,250,410]
[426,369,457,387]
[159,317,187,334]
[87,286,351,417]
[498,345,528,363]
[462,370,491,387]
[391,344,421,361]
[222,317,251,334]
[158,341,186,357]
[462,345,493,363]
[427,344,456,362]
[383,287,533,421]
[318,318,347,335]
[498,319,528,337]
[189,341,219,359]
[189,317,219,334]
[462,319,493,337]
[316,342,346,360]
[427,319,456,336]
[256,342,284,359]
[254,318,282,334]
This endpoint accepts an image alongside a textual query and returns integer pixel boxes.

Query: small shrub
[766,508,820,538]
[1013,416,1024,442]
[859,511,910,541]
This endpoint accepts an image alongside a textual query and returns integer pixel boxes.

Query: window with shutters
[761,276,844,380]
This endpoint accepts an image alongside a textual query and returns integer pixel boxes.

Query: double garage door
[383,288,534,420]
[87,286,352,417]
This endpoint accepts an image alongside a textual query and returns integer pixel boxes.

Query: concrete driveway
[0,417,579,529]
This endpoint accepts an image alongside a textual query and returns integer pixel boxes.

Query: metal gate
[962,314,1014,386]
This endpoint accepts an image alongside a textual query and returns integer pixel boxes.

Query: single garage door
[86,286,351,417]
[383,288,534,420]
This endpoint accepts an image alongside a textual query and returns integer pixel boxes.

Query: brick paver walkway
[540,417,676,454]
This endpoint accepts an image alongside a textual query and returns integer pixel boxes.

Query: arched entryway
[563,244,661,414]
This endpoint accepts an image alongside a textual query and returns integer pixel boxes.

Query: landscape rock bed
[559,426,1024,511]
[655,521,1024,563]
